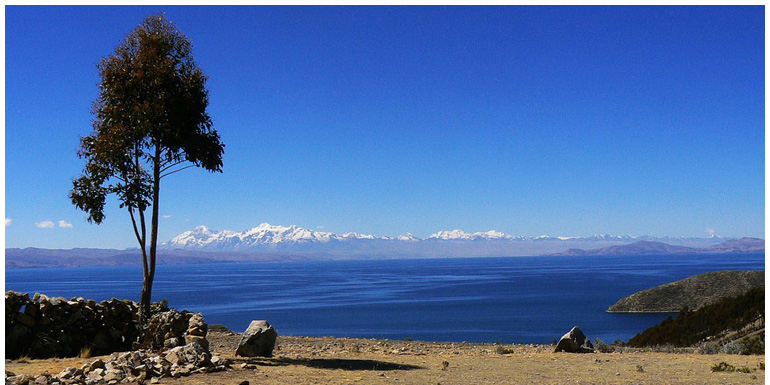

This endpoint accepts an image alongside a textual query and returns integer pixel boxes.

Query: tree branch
[129,207,149,279]
[160,164,195,179]
[128,207,143,248]
[139,207,147,250]
[159,160,186,173]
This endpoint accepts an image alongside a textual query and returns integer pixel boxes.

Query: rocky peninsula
[607,270,765,313]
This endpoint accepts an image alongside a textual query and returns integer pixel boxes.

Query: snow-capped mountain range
[165,222,721,253]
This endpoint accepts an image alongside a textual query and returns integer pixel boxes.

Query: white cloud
[5,218,11,227]
[36,220,55,229]
[58,220,73,228]
[162,215,171,219]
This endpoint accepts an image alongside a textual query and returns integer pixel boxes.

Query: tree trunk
[140,276,152,323]
[140,146,162,325]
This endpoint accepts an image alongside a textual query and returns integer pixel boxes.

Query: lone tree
[70,14,224,322]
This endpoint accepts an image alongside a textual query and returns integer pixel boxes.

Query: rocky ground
[6,331,765,385]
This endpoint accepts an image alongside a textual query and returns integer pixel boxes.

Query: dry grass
[5,335,766,385]
[15,354,31,364]
[77,346,92,359]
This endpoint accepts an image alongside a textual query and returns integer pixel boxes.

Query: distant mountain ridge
[165,222,735,251]
[4,248,310,269]
[6,223,761,269]
[554,238,764,256]
[701,237,765,253]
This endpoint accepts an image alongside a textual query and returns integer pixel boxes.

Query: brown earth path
[5,334,765,385]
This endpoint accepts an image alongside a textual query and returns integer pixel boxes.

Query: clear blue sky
[5,6,765,249]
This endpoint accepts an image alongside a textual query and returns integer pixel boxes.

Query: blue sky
[5,6,765,249]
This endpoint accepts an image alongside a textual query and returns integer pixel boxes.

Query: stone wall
[6,292,140,359]
[5,292,206,359]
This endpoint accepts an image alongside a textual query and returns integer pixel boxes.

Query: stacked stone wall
[6,291,141,359]
[5,292,206,359]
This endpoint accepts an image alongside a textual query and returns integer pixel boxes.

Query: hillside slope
[607,270,765,312]
[626,286,764,349]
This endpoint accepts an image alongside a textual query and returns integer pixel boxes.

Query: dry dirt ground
[6,332,765,385]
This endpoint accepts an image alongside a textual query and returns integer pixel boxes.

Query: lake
[5,253,764,344]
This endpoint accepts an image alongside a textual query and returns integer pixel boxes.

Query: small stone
[58,368,75,379]
[165,348,183,365]
[103,370,122,382]
[185,335,209,351]
[8,375,32,385]
[88,359,106,371]
[87,371,103,382]
[238,381,250,385]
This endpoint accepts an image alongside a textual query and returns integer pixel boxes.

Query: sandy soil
[6,332,765,385]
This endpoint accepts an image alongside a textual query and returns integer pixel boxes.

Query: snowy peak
[168,223,333,250]
[165,223,734,252]
[427,229,518,241]
[170,226,235,248]
[428,229,474,240]
[339,232,378,240]
[240,223,336,244]
[167,223,389,250]
[475,230,509,239]
[397,233,420,242]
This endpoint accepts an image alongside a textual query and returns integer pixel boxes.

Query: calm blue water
[5,253,764,344]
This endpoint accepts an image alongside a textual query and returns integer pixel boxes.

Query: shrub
[78,346,92,359]
[496,345,515,354]
[697,337,765,355]
[698,341,720,355]
[719,341,745,355]
[741,336,764,355]
[711,361,736,372]
[628,287,764,348]
[594,338,614,353]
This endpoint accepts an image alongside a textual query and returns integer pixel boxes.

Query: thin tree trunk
[141,145,162,324]
[130,207,151,323]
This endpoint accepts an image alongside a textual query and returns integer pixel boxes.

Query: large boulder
[235,320,277,357]
[554,326,594,353]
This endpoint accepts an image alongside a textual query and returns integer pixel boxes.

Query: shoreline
[5,249,765,270]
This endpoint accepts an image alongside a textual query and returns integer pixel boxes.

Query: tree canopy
[70,13,224,321]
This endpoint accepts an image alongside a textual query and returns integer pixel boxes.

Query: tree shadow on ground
[246,357,423,371]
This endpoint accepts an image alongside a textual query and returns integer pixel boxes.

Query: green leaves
[70,174,107,224]
[70,13,224,223]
